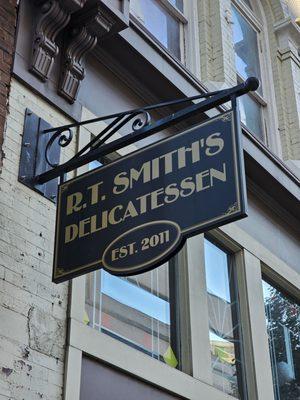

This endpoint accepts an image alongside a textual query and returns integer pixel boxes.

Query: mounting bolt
[20,176,26,181]
[23,142,31,147]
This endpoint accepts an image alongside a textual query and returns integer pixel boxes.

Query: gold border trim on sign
[53,110,241,280]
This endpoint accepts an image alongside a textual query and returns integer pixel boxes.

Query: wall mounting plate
[18,109,60,202]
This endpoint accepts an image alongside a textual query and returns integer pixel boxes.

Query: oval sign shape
[102,220,181,275]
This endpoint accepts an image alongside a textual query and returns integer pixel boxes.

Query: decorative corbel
[30,0,87,81]
[58,5,115,103]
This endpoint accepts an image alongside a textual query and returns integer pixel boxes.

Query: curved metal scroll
[45,128,73,168]
[72,109,152,161]
[132,111,151,131]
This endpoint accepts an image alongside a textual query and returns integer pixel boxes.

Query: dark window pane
[263,280,300,400]
[204,239,244,398]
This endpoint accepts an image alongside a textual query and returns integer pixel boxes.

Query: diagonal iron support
[35,77,259,185]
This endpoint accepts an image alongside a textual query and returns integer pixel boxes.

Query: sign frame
[52,106,247,283]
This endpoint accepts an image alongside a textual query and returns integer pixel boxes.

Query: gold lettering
[79,218,90,238]
[66,192,83,215]
[65,224,78,243]
[123,201,138,220]
[136,192,151,214]
[180,177,195,197]
[151,157,160,180]
[87,182,103,205]
[160,150,177,174]
[130,161,151,188]
[151,188,164,209]
[196,170,210,191]
[210,163,227,185]
[90,212,108,233]
[113,172,129,195]
[108,205,123,225]
[164,183,179,203]
[205,133,224,156]
[112,248,119,261]
[178,141,200,169]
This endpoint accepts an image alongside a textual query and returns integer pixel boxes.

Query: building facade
[0,0,299,399]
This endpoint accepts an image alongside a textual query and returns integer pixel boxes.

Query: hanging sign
[53,111,247,283]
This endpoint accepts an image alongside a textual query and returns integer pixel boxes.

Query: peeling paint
[28,306,65,359]
[21,346,30,359]
[1,367,13,377]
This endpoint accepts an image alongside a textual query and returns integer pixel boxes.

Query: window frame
[64,108,297,400]
[65,191,300,400]
[129,0,201,78]
[204,234,247,398]
[261,271,300,400]
[66,236,250,400]
[232,0,273,146]
[65,156,251,400]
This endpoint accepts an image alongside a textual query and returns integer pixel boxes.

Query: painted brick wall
[0,0,18,167]
[0,79,76,399]
[200,0,300,161]
[198,0,237,87]
[291,58,300,159]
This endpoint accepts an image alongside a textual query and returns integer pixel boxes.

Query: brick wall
[0,0,18,167]
[0,79,76,399]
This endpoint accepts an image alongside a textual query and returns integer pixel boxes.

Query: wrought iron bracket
[18,77,259,199]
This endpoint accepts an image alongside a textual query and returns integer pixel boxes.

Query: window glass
[85,264,180,367]
[239,94,264,140]
[242,0,252,9]
[263,280,300,400]
[232,5,264,140]
[169,0,183,12]
[130,0,181,59]
[204,239,243,399]
[232,6,262,91]
[85,159,179,366]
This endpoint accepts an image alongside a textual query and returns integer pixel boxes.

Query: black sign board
[53,111,247,283]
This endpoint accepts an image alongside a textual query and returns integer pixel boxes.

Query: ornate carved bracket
[30,0,87,81]
[58,5,114,103]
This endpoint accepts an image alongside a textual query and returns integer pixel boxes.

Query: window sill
[130,15,184,64]
[242,124,300,189]
[69,318,239,400]
[119,21,205,97]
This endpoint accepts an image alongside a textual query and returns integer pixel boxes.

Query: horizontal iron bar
[36,77,259,184]
[42,90,231,134]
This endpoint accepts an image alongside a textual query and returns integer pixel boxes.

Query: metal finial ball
[245,77,260,92]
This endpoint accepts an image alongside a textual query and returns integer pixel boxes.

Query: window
[130,0,187,61]
[84,159,179,364]
[204,238,244,398]
[232,1,267,142]
[263,279,300,400]
[85,264,179,364]
[83,149,193,370]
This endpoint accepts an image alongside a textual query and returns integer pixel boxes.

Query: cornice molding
[29,0,130,102]
[274,17,300,50]
[30,0,87,81]
[58,5,115,103]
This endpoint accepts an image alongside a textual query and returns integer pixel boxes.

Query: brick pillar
[0,0,18,167]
